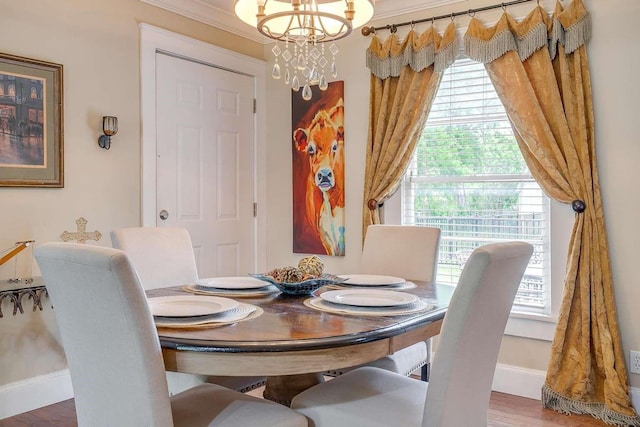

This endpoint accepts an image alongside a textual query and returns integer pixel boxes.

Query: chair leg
[421,363,430,382]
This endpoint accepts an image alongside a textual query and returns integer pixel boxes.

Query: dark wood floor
[0,391,610,426]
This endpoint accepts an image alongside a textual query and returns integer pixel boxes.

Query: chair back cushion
[424,241,533,427]
[111,227,199,289]
[35,243,174,427]
[361,225,441,282]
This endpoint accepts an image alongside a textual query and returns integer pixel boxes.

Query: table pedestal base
[263,373,324,407]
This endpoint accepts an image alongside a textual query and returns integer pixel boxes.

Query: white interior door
[155,52,255,277]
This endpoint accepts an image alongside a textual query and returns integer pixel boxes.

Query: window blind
[402,58,549,312]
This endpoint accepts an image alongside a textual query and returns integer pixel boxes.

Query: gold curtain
[464,1,639,425]
[362,23,456,240]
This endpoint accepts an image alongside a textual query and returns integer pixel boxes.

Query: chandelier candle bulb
[234,0,374,100]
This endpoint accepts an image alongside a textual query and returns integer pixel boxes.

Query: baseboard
[0,370,73,420]
[493,364,640,414]
[492,363,546,400]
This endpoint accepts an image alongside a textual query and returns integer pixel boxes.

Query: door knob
[159,210,169,220]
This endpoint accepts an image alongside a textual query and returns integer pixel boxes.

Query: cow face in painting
[293,99,344,195]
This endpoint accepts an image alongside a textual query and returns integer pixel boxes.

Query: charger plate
[154,303,263,329]
[184,283,279,298]
[324,281,416,291]
[304,297,434,317]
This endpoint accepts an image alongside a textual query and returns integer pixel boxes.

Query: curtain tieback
[572,200,586,213]
[367,199,379,210]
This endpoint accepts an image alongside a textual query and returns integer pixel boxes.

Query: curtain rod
[361,0,538,36]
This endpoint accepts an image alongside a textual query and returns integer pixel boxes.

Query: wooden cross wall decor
[60,217,102,244]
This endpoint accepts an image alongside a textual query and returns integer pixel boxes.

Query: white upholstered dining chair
[291,241,533,427]
[361,225,441,380]
[110,227,199,290]
[327,225,441,380]
[35,243,307,427]
[111,227,266,394]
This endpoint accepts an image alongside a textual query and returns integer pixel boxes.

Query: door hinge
[253,98,257,114]
[253,202,257,217]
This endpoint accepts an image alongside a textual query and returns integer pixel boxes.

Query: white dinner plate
[147,295,239,318]
[196,276,269,290]
[154,303,258,326]
[306,298,434,317]
[338,274,406,286]
[320,289,418,307]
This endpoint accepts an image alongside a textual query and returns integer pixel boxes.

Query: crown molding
[140,0,267,43]
[372,0,466,21]
[140,0,465,44]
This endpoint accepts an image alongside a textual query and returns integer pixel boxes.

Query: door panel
[156,53,255,277]
[177,125,202,220]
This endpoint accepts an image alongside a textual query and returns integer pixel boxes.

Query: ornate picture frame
[0,52,63,187]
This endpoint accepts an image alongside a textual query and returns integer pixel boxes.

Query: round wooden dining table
[148,281,453,406]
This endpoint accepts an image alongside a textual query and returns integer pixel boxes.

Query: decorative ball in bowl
[250,270,345,296]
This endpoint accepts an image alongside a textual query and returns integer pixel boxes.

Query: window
[402,58,553,317]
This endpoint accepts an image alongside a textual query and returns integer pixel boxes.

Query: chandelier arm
[261,12,299,41]
[314,17,352,42]
[258,10,353,43]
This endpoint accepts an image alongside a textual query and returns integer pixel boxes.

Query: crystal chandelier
[235,0,375,100]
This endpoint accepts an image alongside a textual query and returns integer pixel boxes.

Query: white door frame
[139,23,267,272]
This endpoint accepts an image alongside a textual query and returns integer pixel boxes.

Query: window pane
[403,58,550,313]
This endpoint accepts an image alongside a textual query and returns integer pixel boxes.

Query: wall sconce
[98,116,118,150]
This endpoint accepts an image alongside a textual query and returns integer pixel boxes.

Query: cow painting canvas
[292,81,345,256]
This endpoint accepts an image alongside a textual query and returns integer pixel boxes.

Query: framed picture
[0,52,63,187]
[292,81,345,256]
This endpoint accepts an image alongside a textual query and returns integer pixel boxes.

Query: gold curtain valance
[366,23,457,79]
[464,4,591,64]
[549,0,592,59]
[365,1,591,78]
[465,9,548,63]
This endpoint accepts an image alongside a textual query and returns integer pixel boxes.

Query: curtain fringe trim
[464,22,548,64]
[434,40,456,73]
[549,16,563,60]
[550,12,592,59]
[517,23,548,61]
[366,39,456,79]
[366,44,432,79]
[542,385,640,427]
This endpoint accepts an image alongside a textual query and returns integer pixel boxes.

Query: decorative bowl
[249,273,346,296]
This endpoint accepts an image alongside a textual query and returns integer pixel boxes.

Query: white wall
[588,0,640,391]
